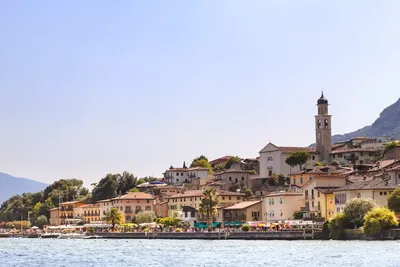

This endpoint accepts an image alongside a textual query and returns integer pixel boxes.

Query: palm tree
[199,188,220,232]
[104,207,123,230]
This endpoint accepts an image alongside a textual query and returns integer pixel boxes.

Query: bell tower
[315,92,332,162]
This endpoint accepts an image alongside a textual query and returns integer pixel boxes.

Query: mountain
[330,98,400,144]
[0,172,48,204]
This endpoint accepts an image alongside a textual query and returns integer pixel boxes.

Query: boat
[57,233,86,239]
[83,235,103,239]
[40,233,60,239]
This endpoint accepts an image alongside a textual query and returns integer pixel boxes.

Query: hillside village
[43,93,400,229]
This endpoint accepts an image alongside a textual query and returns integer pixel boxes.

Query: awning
[224,222,243,227]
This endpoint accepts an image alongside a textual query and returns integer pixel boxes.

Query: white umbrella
[31,226,39,229]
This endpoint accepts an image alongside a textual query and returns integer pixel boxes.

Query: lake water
[0,239,399,267]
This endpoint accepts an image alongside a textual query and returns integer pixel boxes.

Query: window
[360,152,364,156]
[145,206,151,211]
[384,192,387,195]
[190,197,193,201]
[280,210,283,216]
[251,211,260,219]
[237,197,241,200]
[176,179,179,183]
[318,201,321,211]
[268,170,273,176]
[293,178,296,185]
[335,193,347,205]
[229,196,231,200]
[309,176,312,181]
[380,192,383,195]
[120,206,123,211]
[300,177,303,184]
[176,173,179,176]
[229,177,232,181]
[317,191,320,198]
[181,173,184,176]
[333,154,336,159]
[279,198,282,204]
[311,201,314,208]
[268,156,273,161]
[146,200,150,203]
[312,156,315,160]
[242,177,244,181]
[222,196,225,200]
[338,153,342,158]
[356,193,361,198]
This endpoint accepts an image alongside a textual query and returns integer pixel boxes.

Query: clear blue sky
[1,0,399,185]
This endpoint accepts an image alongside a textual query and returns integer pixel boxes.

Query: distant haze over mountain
[310,98,400,147]
[0,173,48,204]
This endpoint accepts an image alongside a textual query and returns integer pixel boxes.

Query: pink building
[98,192,156,223]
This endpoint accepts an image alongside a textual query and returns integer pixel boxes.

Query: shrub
[175,228,182,232]
[135,211,157,224]
[363,207,399,238]
[343,198,377,228]
[321,221,330,240]
[314,162,323,167]
[328,213,348,240]
[293,210,303,220]
[388,188,400,213]
[241,225,251,232]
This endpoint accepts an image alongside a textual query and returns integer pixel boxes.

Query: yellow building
[301,175,346,220]
[80,204,101,223]
[59,201,85,225]
[262,192,303,222]
[289,166,347,187]
[49,208,60,226]
[167,190,245,222]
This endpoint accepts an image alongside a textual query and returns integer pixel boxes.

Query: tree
[285,152,311,170]
[212,164,225,173]
[384,141,400,154]
[244,188,253,198]
[387,188,400,213]
[331,160,340,166]
[91,174,119,202]
[224,156,241,170]
[35,215,48,229]
[343,198,377,228]
[293,210,303,220]
[199,188,219,232]
[363,207,398,238]
[328,213,348,240]
[314,161,323,167]
[104,207,123,230]
[190,156,212,173]
[135,211,157,224]
[129,188,140,193]
[277,173,289,185]
[190,155,208,166]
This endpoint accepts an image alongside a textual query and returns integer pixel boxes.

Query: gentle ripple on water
[0,239,399,267]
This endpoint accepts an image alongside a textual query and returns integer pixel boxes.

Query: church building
[258,93,332,177]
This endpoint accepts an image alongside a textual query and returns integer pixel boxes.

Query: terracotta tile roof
[331,148,377,154]
[210,156,232,163]
[60,201,85,205]
[277,146,317,154]
[166,167,209,172]
[79,204,100,209]
[167,189,245,199]
[351,137,376,141]
[334,179,399,192]
[112,192,155,200]
[314,187,339,194]
[265,191,303,197]
[223,201,262,210]
[219,169,253,174]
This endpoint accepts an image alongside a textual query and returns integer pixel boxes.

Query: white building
[163,166,209,185]
[333,179,399,214]
[258,143,319,177]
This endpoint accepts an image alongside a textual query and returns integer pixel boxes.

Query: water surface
[0,239,399,267]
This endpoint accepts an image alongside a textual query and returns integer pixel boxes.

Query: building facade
[315,92,332,162]
[163,166,209,185]
[262,192,303,222]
